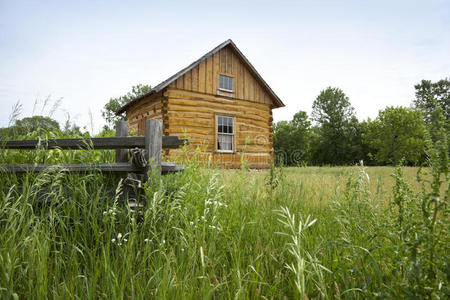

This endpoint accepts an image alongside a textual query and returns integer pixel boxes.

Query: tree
[413,78,449,122]
[311,87,362,165]
[15,116,60,133]
[273,111,312,165]
[0,116,61,139]
[363,106,427,165]
[102,84,151,128]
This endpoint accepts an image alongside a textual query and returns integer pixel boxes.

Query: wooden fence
[0,119,188,181]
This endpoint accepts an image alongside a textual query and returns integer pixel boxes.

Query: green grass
[0,144,448,298]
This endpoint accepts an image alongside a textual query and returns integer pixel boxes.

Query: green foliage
[312,87,355,125]
[62,115,88,137]
[363,106,427,165]
[311,87,362,165]
[15,116,60,132]
[273,110,311,165]
[0,116,61,139]
[414,78,449,123]
[275,207,329,298]
[265,159,283,197]
[386,110,449,298]
[102,84,151,128]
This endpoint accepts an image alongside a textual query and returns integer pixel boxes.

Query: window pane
[218,134,233,151]
[218,116,224,133]
[226,135,233,150]
[220,75,233,91]
[217,134,223,150]
[218,116,233,133]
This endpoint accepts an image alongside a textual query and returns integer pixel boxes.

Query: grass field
[0,145,448,298]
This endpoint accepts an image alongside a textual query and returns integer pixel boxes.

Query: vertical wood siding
[169,45,274,105]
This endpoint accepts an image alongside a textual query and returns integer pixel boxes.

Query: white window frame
[216,115,234,153]
[219,74,233,92]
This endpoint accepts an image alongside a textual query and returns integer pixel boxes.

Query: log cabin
[116,39,284,168]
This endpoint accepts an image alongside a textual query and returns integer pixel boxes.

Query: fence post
[115,121,129,163]
[145,119,162,181]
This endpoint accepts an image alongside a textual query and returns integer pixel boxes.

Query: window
[217,115,234,152]
[219,74,233,91]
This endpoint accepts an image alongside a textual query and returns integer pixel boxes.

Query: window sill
[216,150,234,154]
[216,90,235,99]
[218,88,234,93]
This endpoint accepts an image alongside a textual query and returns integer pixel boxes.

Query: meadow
[0,141,448,299]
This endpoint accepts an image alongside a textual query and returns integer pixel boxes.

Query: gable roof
[116,39,284,115]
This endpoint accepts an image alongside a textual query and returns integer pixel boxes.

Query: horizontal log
[170,117,213,128]
[167,103,271,123]
[165,88,272,111]
[0,162,184,174]
[128,108,162,121]
[168,98,271,115]
[1,136,188,150]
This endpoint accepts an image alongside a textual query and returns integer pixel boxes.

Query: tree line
[274,78,449,166]
[2,79,447,167]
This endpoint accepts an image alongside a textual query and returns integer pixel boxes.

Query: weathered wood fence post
[115,120,129,163]
[145,119,162,182]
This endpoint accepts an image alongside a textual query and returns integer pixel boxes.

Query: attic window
[219,75,233,92]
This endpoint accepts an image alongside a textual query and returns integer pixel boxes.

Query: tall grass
[0,126,448,298]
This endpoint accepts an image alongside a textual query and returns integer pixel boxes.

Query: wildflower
[144,238,149,243]
[111,232,129,246]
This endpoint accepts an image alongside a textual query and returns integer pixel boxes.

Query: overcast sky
[1,0,449,133]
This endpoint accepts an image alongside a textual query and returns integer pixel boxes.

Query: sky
[1,0,449,133]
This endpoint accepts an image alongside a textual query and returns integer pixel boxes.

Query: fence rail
[0,119,188,179]
[0,162,183,174]
[1,136,187,150]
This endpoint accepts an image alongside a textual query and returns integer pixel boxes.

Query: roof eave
[115,90,156,115]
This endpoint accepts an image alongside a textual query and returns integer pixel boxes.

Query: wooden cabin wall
[126,91,165,136]
[164,88,273,169]
[124,44,278,168]
[168,45,275,106]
